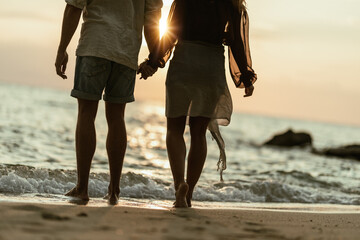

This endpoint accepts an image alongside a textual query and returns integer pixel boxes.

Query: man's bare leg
[103,102,127,205]
[166,116,189,208]
[66,99,99,201]
[186,116,210,207]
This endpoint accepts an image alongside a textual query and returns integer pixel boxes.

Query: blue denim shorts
[71,56,136,103]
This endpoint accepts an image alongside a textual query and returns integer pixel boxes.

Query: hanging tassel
[208,120,227,182]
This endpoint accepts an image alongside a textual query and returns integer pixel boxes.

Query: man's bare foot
[174,182,189,208]
[65,187,89,201]
[103,192,119,205]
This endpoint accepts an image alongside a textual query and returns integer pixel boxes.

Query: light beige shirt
[66,0,163,70]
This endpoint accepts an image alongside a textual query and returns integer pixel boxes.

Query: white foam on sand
[1,164,360,205]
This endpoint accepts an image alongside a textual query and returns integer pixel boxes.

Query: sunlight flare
[159,16,167,38]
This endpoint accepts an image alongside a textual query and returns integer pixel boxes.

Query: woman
[139,0,257,207]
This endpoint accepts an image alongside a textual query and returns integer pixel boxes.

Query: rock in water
[264,129,312,147]
[321,145,360,160]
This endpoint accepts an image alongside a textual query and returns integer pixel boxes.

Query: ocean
[0,82,359,206]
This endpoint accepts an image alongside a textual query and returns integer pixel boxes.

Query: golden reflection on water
[144,152,155,160]
[151,159,170,169]
[142,105,165,116]
[145,152,170,169]
[148,140,161,149]
[138,169,157,177]
[134,128,145,135]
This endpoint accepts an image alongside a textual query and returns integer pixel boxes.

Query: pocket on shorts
[81,56,108,77]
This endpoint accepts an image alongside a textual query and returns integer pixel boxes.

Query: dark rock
[77,212,88,217]
[264,129,312,147]
[41,212,70,221]
[319,144,360,160]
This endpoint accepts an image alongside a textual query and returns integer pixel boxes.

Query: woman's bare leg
[166,116,189,207]
[186,116,210,207]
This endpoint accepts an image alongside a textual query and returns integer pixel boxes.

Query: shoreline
[0,200,359,240]
[1,193,360,212]
[1,194,360,213]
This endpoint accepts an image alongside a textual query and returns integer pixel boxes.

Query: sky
[0,0,359,126]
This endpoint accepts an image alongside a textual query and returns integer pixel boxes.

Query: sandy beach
[0,200,359,240]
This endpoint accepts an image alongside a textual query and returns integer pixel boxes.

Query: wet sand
[0,201,359,240]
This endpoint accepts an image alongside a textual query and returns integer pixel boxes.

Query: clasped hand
[244,85,254,97]
[137,60,157,80]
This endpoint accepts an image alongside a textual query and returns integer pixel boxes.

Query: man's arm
[140,16,160,80]
[139,2,162,80]
[143,9,161,52]
[55,4,82,79]
[139,14,160,80]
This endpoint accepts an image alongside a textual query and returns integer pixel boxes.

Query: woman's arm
[148,0,185,68]
[228,9,257,89]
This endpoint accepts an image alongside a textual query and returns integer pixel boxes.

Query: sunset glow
[0,0,359,125]
[159,16,167,38]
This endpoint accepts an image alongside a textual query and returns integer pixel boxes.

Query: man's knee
[77,99,99,119]
[105,102,126,126]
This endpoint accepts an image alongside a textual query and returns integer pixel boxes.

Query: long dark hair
[232,0,246,12]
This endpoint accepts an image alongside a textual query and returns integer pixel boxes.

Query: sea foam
[1,164,359,205]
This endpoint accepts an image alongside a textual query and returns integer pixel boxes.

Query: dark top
[148,0,257,88]
[179,0,228,45]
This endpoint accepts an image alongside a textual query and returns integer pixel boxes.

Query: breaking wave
[1,164,359,205]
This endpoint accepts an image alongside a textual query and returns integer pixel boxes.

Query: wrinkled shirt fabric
[66,0,163,70]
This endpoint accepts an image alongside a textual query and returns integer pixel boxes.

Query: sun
[159,16,167,38]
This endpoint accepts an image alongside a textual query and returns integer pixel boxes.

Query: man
[55,0,162,204]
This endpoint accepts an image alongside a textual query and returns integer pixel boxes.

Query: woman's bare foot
[186,195,192,208]
[174,182,189,208]
[103,192,119,205]
[186,186,193,207]
[65,187,89,201]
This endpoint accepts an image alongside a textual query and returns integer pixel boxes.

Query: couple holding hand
[55,0,256,207]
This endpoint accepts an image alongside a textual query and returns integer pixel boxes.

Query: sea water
[1,82,359,205]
